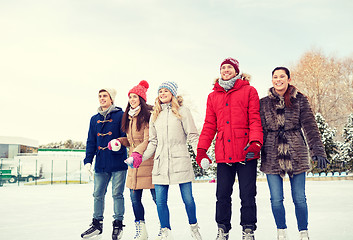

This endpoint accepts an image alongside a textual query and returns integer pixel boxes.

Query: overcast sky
[1,0,352,145]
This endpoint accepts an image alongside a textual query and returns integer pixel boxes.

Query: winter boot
[277,229,287,240]
[242,228,255,240]
[160,227,173,240]
[299,230,309,240]
[81,218,103,238]
[134,220,148,240]
[190,223,202,240]
[112,220,125,240]
[215,224,229,240]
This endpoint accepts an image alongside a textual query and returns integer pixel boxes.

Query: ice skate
[155,225,163,240]
[215,224,229,240]
[242,228,255,240]
[277,229,287,240]
[159,227,173,240]
[112,220,125,240]
[299,230,309,240]
[134,220,148,240]
[190,223,202,240]
[81,219,103,238]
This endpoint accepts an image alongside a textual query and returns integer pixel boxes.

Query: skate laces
[242,228,254,240]
[216,228,228,239]
[190,223,201,239]
[134,221,142,238]
[157,227,163,236]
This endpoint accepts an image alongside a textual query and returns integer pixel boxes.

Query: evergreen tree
[341,113,353,172]
[315,113,339,171]
[205,139,217,178]
[188,143,203,177]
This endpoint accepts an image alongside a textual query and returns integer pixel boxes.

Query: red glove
[196,148,212,168]
[243,141,262,161]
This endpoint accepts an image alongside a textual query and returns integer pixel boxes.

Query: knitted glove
[108,139,121,151]
[243,141,262,161]
[196,148,212,169]
[312,156,330,169]
[132,152,143,168]
[84,163,93,176]
[124,157,134,168]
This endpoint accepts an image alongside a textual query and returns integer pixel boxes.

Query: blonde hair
[152,95,183,122]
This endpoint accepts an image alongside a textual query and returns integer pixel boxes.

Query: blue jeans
[155,182,197,229]
[266,172,308,231]
[130,188,157,221]
[93,170,127,221]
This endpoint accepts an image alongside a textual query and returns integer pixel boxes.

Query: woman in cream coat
[141,81,202,240]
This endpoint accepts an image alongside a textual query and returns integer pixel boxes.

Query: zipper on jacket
[167,106,171,183]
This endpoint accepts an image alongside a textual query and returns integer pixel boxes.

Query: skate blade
[82,234,102,239]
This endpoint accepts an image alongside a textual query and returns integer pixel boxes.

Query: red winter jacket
[197,77,263,163]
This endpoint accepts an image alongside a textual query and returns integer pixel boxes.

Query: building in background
[0,136,38,159]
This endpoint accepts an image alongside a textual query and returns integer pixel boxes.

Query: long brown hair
[272,66,294,108]
[121,96,153,132]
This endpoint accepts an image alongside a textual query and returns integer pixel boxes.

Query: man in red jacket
[196,57,263,240]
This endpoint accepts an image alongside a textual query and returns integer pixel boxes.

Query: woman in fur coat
[140,81,202,240]
[108,80,157,240]
[259,67,329,240]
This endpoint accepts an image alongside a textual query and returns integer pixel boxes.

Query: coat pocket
[215,131,225,160]
[152,156,160,176]
[233,129,250,159]
[172,156,190,173]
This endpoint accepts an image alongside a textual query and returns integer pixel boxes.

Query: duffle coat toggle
[97,131,112,137]
[97,119,113,123]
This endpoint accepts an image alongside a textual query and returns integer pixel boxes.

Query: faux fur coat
[259,86,326,177]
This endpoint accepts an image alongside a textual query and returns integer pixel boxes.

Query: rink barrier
[193,172,353,183]
[0,157,92,186]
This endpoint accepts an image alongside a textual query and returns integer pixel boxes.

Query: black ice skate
[112,220,125,240]
[81,218,103,238]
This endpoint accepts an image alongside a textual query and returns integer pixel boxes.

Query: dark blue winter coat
[83,107,128,173]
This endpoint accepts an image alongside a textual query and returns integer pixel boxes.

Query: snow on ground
[0,179,353,240]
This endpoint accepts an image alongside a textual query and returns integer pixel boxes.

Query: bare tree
[291,49,353,136]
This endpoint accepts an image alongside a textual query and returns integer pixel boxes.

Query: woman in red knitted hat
[108,80,158,240]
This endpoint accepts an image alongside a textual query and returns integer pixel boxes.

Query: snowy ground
[1,179,352,240]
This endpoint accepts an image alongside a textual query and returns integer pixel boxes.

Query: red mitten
[243,141,262,160]
[196,148,212,168]
[132,152,142,168]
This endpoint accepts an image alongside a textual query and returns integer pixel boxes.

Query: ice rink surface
[1,179,352,240]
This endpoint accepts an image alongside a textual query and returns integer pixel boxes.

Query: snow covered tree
[188,143,203,177]
[315,113,339,171]
[340,113,353,172]
[205,138,217,178]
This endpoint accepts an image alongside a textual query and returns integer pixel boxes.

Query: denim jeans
[266,172,308,231]
[155,182,197,229]
[93,170,127,221]
[130,188,157,221]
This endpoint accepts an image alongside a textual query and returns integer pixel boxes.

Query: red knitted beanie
[128,80,149,102]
